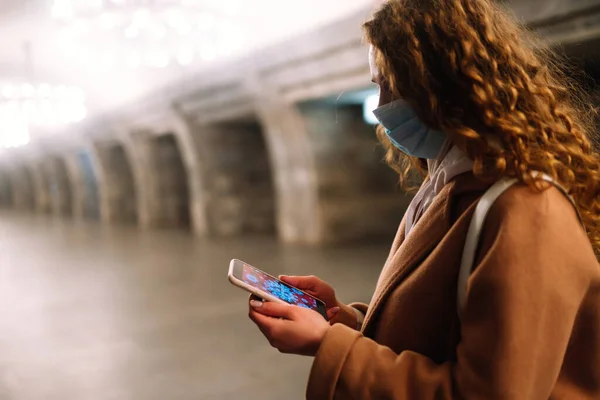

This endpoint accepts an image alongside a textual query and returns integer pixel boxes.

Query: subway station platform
[0,212,388,400]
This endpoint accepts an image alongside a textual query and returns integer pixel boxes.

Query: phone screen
[241,263,320,310]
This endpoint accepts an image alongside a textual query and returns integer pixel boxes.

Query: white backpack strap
[457,178,518,318]
[457,174,583,318]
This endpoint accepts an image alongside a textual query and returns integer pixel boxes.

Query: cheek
[378,86,392,107]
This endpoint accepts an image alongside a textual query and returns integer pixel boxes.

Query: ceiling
[0,0,374,119]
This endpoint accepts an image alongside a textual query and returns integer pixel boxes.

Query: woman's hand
[280,275,358,329]
[249,298,331,357]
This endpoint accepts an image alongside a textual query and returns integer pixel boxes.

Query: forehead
[368,45,379,79]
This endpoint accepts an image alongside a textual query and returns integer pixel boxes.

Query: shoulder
[489,183,582,235]
[479,182,597,280]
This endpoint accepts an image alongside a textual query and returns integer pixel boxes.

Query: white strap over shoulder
[457,174,581,318]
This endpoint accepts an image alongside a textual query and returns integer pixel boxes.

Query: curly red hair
[364,0,600,258]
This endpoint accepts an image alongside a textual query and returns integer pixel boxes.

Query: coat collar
[361,173,489,333]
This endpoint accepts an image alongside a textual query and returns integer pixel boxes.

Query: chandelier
[52,0,244,69]
[0,81,87,148]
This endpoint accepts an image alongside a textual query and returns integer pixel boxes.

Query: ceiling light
[165,8,185,28]
[197,12,215,29]
[176,47,194,66]
[145,49,170,68]
[127,51,142,68]
[132,8,151,28]
[52,1,243,69]
[99,12,120,30]
[200,46,216,61]
[52,0,74,20]
[150,22,167,39]
[21,84,35,98]
[0,81,87,138]
[2,85,15,99]
[125,25,139,38]
[37,84,52,98]
[0,113,30,149]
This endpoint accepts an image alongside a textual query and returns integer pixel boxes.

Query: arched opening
[296,91,408,243]
[199,119,276,236]
[78,151,100,220]
[48,157,73,217]
[149,133,191,229]
[0,171,13,208]
[10,167,35,211]
[30,164,52,214]
[97,143,138,224]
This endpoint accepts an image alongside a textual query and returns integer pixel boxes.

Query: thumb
[250,299,294,319]
[279,275,298,285]
[280,275,315,290]
[326,306,341,320]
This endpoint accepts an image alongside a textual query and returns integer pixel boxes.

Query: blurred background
[0,0,599,399]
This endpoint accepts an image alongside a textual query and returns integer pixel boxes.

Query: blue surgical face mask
[372,99,448,159]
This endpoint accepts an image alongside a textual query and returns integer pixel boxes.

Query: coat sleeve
[306,187,592,400]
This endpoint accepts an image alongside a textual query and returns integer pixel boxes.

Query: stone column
[29,162,51,214]
[169,110,209,235]
[63,153,85,219]
[186,121,276,236]
[249,78,408,245]
[9,166,35,211]
[63,150,100,220]
[45,157,73,217]
[0,171,12,207]
[299,103,409,243]
[250,86,321,244]
[149,133,191,229]
[122,130,161,229]
[93,142,138,224]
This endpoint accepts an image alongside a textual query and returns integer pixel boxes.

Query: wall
[300,102,410,243]
[192,121,276,236]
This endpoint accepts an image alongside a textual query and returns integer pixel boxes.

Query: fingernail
[250,300,262,308]
[330,307,340,315]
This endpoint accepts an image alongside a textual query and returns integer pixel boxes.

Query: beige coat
[307,173,600,399]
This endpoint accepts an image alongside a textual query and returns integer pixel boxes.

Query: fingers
[249,307,276,328]
[250,299,295,319]
[249,308,282,340]
[326,306,341,320]
[279,275,319,291]
[249,294,262,302]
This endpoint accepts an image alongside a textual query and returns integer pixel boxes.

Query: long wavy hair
[364,0,600,257]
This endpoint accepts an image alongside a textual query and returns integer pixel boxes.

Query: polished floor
[0,212,390,400]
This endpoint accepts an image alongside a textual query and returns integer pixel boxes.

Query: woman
[249,0,600,398]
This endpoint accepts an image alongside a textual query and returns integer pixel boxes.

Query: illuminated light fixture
[200,46,216,61]
[51,0,245,69]
[0,81,87,148]
[363,93,380,125]
[176,45,195,66]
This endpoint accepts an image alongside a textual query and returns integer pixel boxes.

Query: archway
[78,151,100,220]
[95,143,138,224]
[296,96,408,243]
[194,119,276,236]
[254,88,407,244]
[0,171,12,208]
[10,166,35,211]
[30,163,51,214]
[47,157,73,217]
[150,133,191,229]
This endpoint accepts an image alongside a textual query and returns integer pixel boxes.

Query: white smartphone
[228,259,328,320]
